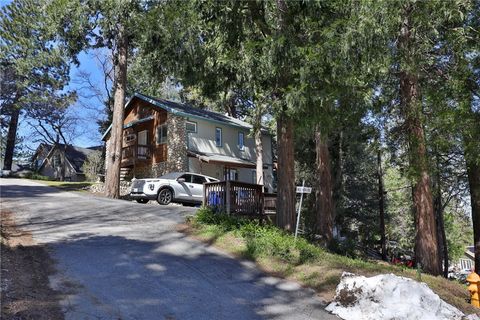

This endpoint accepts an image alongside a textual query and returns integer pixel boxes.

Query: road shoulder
[1,210,64,320]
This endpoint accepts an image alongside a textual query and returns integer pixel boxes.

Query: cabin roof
[39,143,102,173]
[102,93,253,140]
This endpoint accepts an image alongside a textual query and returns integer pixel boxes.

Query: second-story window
[238,132,244,150]
[186,121,197,133]
[215,127,222,147]
[156,124,167,144]
[125,133,136,144]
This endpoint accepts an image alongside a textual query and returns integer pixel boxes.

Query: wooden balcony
[121,144,152,167]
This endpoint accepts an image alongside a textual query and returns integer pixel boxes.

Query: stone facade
[165,114,188,173]
[132,162,167,179]
[106,113,188,180]
[89,180,131,196]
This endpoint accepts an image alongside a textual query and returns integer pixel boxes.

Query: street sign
[296,186,312,194]
[295,181,311,239]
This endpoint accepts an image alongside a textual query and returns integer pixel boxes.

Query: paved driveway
[0,178,338,320]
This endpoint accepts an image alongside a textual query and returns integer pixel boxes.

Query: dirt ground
[1,210,64,320]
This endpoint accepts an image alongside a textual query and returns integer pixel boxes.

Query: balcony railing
[121,144,152,166]
[203,181,276,219]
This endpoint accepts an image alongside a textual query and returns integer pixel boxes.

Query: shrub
[192,207,325,264]
[25,172,53,181]
[82,150,104,182]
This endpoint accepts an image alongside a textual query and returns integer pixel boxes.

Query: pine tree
[0,0,71,171]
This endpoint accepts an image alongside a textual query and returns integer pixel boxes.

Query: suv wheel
[157,188,173,205]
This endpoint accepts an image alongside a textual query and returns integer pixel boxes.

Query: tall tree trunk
[254,108,264,188]
[378,149,387,261]
[465,108,480,273]
[105,23,128,199]
[468,159,480,273]
[333,130,344,222]
[276,113,295,231]
[60,143,67,181]
[315,127,334,243]
[274,0,296,231]
[433,153,448,277]
[2,107,20,171]
[398,6,440,275]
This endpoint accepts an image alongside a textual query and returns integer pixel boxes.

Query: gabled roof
[102,93,253,140]
[40,143,102,173]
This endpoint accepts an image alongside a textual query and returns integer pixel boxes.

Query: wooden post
[203,183,207,206]
[226,180,231,215]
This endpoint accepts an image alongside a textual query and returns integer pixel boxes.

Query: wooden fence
[203,181,276,218]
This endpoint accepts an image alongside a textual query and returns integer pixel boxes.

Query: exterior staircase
[120,167,131,181]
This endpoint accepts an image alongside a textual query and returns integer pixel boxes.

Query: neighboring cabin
[32,143,102,182]
[452,246,475,272]
[102,93,275,192]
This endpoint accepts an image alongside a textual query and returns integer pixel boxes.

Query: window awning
[187,150,255,168]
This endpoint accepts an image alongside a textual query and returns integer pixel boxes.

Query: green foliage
[81,150,104,182]
[444,209,473,263]
[193,207,323,265]
[384,164,416,251]
[0,0,75,120]
[25,173,54,181]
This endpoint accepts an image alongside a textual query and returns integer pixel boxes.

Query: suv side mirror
[177,178,186,183]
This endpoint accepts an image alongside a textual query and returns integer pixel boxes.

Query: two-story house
[102,93,274,192]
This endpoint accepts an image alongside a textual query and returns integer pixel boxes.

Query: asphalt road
[0,178,338,320]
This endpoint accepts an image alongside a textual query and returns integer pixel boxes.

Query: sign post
[295,180,312,239]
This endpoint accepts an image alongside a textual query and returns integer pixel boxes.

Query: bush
[192,207,325,264]
[24,172,53,181]
[82,150,104,182]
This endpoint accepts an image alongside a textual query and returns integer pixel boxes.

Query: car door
[174,174,194,200]
[191,174,207,201]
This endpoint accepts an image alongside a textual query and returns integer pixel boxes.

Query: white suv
[129,172,218,205]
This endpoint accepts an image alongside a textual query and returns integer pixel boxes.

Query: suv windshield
[159,172,182,179]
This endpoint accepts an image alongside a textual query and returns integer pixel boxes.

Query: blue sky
[17,50,108,150]
[1,0,108,150]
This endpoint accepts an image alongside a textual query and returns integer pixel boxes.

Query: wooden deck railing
[121,144,151,166]
[203,181,276,217]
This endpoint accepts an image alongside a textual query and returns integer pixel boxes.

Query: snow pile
[326,272,477,320]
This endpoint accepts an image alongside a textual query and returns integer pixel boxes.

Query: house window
[53,154,61,168]
[156,124,167,144]
[238,132,244,150]
[125,133,136,143]
[215,127,222,147]
[186,121,197,133]
[252,170,257,184]
[226,169,238,181]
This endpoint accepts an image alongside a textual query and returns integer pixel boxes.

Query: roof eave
[101,93,254,140]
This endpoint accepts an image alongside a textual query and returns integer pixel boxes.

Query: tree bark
[433,153,448,277]
[276,113,296,231]
[60,143,67,181]
[273,0,296,231]
[332,130,344,222]
[2,107,20,171]
[105,23,128,199]
[398,6,440,275]
[315,127,334,243]
[468,159,480,273]
[254,108,264,188]
[465,108,480,273]
[378,149,387,261]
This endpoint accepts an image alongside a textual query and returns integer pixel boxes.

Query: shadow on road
[50,234,331,320]
[0,183,64,199]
